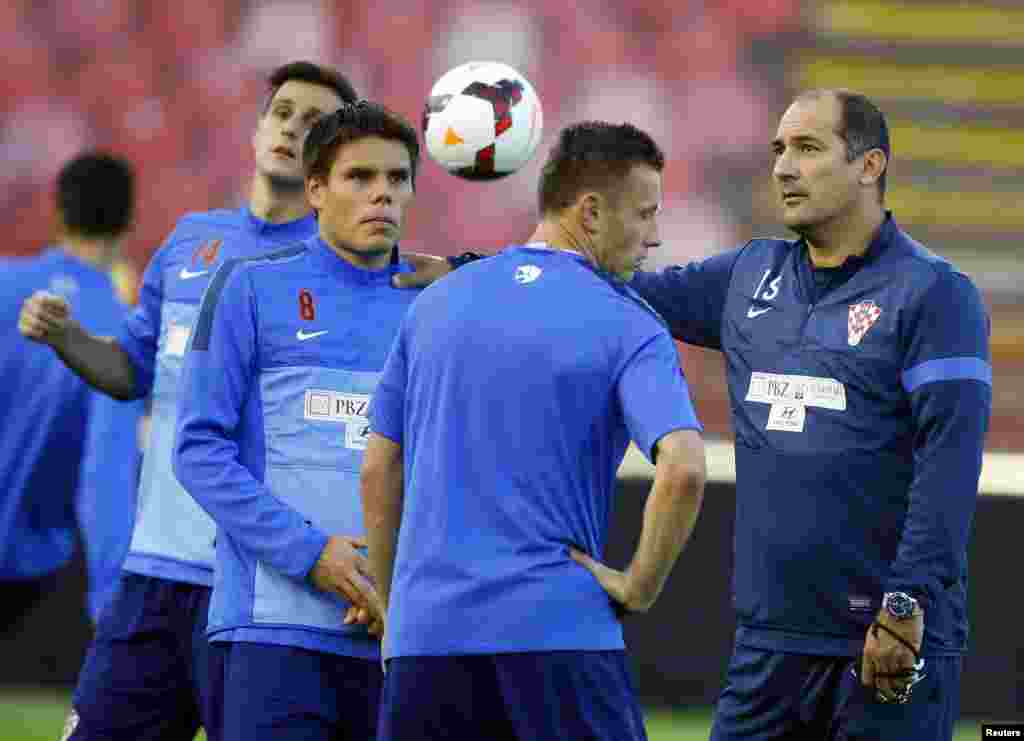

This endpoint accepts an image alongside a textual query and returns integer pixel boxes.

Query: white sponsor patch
[165,324,191,357]
[745,372,846,411]
[304,390,372,450]
[766,402,806,432]
[304,390,371,423]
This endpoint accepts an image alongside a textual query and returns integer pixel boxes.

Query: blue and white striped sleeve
[885,268,992,609]
[173,260,329,581]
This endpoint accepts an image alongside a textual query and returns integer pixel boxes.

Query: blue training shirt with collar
[630,213,992,657]
[369,244,703,659]
[173,235,418,659]
[0,248,126,579]
[116,207,317,587]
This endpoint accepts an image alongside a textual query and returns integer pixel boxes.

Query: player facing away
[173,101,421,741]
[628,90,992,739]
[362,121,708,741]
[6,152,134,632]
[19,62,357,741]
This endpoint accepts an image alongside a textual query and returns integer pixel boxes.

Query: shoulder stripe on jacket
[902,356,992,393]
[191,245,306,351]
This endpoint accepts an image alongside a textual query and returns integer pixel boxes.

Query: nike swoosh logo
[179,267,209,280]
[296,329,328,341]
[747,306,772,319]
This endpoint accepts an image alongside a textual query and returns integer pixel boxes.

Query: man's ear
[860,148,887,187]
[579,192,602,234]
[306,175,324,211]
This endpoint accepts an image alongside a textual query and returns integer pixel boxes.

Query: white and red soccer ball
[423,61,543,181]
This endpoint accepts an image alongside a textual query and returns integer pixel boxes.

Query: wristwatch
[882,591,921,620]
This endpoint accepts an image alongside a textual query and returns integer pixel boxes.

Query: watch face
[885,592,915,618]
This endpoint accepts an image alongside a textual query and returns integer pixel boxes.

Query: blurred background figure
[2,152,136,632]
[75,258,147,623]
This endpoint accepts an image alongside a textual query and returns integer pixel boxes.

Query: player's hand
[570,548,644,614]
[392,252,451,289]
[344,604,385,638]
[860,608,924,702]
[18,291,73,347]
[310,536,383,619]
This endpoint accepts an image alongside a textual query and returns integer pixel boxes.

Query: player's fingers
[392,255,451,289]
[18,315,46,339]
[35,292,70,317]
[331,573,370,607]
[569,547,598,570]
[860,654,875,689]
[348,535,368,549]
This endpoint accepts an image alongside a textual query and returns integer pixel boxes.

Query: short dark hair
[537,121,665,216]
[263,61,358,114]
[56,152,135,238]
[303,100,421,185]
[799,88,891,198]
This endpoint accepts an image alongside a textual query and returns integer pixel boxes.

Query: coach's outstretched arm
[572,428,706,613]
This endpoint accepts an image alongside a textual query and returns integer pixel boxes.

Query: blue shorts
[68,573,224,741]
[379,651,647,741]
[221,642,382,741]
[710,642,962,740]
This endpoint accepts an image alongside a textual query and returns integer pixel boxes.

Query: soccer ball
[422,61,543,180]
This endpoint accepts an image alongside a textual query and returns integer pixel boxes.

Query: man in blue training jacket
[394,89,991,740]
[19,61,357,741]
[174,101,421,741]
[6,152,134,632]
[629,89,990,739]
[362,121,707,741]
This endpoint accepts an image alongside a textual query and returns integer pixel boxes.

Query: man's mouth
[271,146,295,159]
[362,216,397,226]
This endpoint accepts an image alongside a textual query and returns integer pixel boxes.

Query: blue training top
[174,236,419,659]
[631,213,992,657]
[117,207,316,587]
[370,244,702,659]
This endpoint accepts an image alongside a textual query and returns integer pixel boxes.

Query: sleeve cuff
[295,528,331,581]
[884,578,939,611]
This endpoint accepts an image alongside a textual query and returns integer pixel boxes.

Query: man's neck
[62,236,115,269]
[528,220,594,261]
[248,173,312,224]
[319,230,392,272]
[804,203,886,269]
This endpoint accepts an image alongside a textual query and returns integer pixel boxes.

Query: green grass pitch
[0,689,987,740]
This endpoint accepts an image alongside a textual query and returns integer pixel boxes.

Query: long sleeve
[116,243,166,398]
[885,268,993,608]
[173,261,328,580]
[629,246,744,349]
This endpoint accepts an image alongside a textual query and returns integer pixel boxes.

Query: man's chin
[342,240,396,261]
